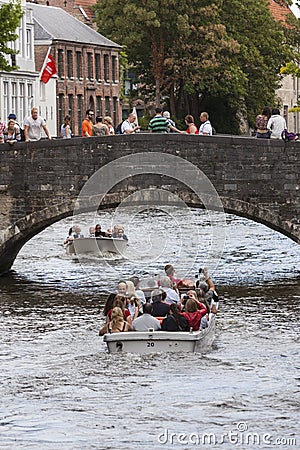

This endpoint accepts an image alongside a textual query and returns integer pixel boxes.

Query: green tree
[0,0,23,72]
[212,0,295,131]
[94,1,239,111]
[94,0,297,133]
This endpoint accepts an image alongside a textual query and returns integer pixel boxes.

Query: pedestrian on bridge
[82,109,94,137]
[149,108,170,133]
[24,107,52,142]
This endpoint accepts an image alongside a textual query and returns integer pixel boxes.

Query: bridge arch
[0,134,299,274]
[1,190,298,275]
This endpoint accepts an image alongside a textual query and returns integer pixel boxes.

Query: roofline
[34,39,121,50]
[29,3,121,49]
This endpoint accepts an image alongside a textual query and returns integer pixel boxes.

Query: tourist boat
[66,237,128,256]
[103,310,217,354]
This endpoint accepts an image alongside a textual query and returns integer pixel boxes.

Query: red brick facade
[32,0,121,136]
[35,42,120,136]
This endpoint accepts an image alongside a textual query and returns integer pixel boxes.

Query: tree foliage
[94,0,298,133]
[0,0,24,72]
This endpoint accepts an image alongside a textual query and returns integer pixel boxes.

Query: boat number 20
[147,342,155,347]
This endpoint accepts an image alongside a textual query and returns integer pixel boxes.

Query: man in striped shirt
[148,108,170,133]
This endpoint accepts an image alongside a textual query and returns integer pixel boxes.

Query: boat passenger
[89,226,95,237]
[129,276,146,305]
[195,288,211,314]
[196,267,218,308]
[107,297,132,326]
[126,280,136,297]
[72,225,83,239]
[127,296,140,320]
[103,293,116,317]
[181,299,207,331]
[150,288,170,317]
[64,227,74,244]
[117,280,127,295]
[112,226,128,240]
[159,276,180,305]
[132,303,161,331]
[164,264,182,287]
[94,224,107,237]
[161,304,189,332]
[188,289,210,329]
[99,307,132,335]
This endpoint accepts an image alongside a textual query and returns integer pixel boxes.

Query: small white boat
[66,237,128,256]
[103,313,216,354]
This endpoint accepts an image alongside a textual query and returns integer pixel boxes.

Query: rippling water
[0,210,299,449]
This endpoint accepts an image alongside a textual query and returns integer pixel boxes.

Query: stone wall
[0,134,299,272]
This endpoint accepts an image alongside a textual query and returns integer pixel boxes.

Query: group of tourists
[147,108,214,135]
[81,109,115,138]
[256,106,298,141]
[2,106,297,143]
[64,223,128,244]
[99,265,218,336]
[0,107,52,144]
[80,107,215,137]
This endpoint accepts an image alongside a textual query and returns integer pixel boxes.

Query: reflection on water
[11,208,300,293]
[0,282,299,449]
[0,210,299,449]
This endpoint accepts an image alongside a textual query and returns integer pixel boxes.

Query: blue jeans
[256,131,271,139]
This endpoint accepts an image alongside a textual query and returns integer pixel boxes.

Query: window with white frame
[40,80,46,101]
[3,81,9,120]
[27,83,33,115]
[12,82,17,114]
[20,83,25,123]
[26,29,32,59]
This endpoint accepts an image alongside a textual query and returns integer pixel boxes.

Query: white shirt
[121,119,135,134]
[132,314,161,331]
[160,287,180,305]
[199,120,212,136]
[135,289,146,305]
[267,115,286,139]
[23,115,46,141]
[199,120,212,135]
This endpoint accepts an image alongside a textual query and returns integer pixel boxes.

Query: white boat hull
[66,237,128,255]
[103,315,216,354]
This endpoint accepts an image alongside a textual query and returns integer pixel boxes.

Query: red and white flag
[40,54,57,84]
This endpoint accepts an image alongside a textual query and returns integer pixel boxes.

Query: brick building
[30,2,121,136]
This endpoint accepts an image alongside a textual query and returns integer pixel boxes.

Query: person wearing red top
[106,297,132,326]
[164,264,183,287]
[181,298,207,331]
[82,109,94,137]
[185,115,198,134]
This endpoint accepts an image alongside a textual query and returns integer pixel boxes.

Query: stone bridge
[0,134,299,274]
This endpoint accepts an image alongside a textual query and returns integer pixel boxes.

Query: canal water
[0,208,299,449]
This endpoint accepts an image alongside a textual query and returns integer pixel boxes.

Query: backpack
[16,122,25,141]
[281,129,297,142]
[115,122,123,135]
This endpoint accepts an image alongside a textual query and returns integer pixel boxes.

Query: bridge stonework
[0,134,299,273]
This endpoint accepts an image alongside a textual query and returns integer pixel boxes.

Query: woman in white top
[267,108,286,139]
[61,114,72,139]
[104,116,115,135]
